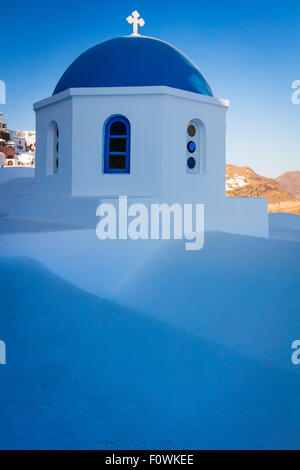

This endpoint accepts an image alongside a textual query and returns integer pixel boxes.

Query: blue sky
[1,0,300,177]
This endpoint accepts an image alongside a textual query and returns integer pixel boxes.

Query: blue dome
[53,36,213,96]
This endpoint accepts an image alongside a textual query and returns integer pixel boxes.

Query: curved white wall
[0,167,34,185]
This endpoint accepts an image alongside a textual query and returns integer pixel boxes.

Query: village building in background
[0,112,35,167]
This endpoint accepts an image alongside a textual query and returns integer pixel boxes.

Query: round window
[187,141,196,153]
[187,125,196,137]
[187,157,196,169]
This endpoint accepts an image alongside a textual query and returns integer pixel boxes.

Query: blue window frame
[103,115,130,173]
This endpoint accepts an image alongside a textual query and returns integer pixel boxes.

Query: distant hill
[276,171,300,200]
[226,164,300,215]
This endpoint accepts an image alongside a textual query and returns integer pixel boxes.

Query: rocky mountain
[276,171,300,201]
[226,164,300,215]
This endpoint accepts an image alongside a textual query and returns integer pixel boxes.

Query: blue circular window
[187,157,196,169]
[187,141,196,153]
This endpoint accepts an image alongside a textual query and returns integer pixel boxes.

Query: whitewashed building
[0,112,8,131]
[10,12,268,237]
[10,130,36,151]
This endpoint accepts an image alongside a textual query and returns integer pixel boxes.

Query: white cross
[126,10,145,36]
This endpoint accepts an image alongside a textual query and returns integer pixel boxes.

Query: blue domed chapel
[26,12,268,237]
[53,36,213,97]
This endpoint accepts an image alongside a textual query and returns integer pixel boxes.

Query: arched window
[47,121,59,175]
[103,116,130,174]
